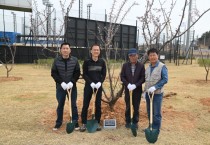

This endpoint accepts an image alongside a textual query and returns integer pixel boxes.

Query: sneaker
[96,125,102,131]
[74,122,80,131]
[53,124,61,131]
[125,123,131,129]
[80,124,86,132]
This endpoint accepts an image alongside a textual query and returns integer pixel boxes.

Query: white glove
[131,84,136,90]
[148,86,156,93]
[67,82,73,89]
[127,83,132,90]
[95,82,102,89]
[90,82,96,89]
[61,82,68,90]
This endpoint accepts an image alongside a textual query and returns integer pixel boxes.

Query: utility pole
[11,12,17,33]
[87,3,92,19]
[79,0,83,18]
[42,0,53,47]
[185,0,192,55]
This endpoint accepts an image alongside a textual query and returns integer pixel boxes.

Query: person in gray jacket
[51,42,80,131]
[144,48,168,135]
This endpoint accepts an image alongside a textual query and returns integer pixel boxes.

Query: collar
[91,57,99,62]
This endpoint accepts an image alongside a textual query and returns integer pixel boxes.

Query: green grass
[197,58,210,67]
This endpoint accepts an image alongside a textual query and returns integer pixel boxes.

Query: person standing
[80,44,106,132]
[144,48,168,135]
[120,48,145,129]
[51,42,80,131]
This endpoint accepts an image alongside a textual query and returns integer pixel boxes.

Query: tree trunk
[108,84,124,111]
[206,70,209,82]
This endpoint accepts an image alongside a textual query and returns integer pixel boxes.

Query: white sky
[0,0,210,44]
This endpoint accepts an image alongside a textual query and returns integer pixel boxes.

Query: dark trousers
[81,83,102,124]
[55,85,78,126]
[124,88,142,124]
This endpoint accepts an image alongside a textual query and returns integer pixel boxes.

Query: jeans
[55,84,78,126]
[145,93,163,131]
[81,83,102,124]
[124,89,142,124]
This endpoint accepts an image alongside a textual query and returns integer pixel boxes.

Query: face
[148,52,158,65]
[60,44,71,58]
[91,45,100,57]
[129,54,138,64]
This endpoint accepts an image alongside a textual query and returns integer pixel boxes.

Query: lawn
[0,61,210,145]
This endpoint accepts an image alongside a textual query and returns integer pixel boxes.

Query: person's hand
[90,82,96,89]
[67,82,73,89]
[127,83,132,90]
[131,84,136,90]
[61,82,68,90]
[148,86,156,93]
[95,82,101,89]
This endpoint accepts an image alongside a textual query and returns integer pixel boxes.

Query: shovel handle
[67,89,72,122]
[148,92,154,130]
[92,88,98,117]
[129,91,133,119]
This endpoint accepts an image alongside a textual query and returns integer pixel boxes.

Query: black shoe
[74,122,80,131]
[125,123,131,129]
[96,125,102,131]
[80,124,86,132]
[53,124,61,131]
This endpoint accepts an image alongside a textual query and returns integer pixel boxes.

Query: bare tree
[95,0,138,110]
[138,0,210,64]
[31,0,76,54]
[0,44,16,77]
[198,48,210,82]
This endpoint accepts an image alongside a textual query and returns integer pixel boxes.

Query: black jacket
[82,58,106,84]
[51,55,80,85]
[120,61,145,90]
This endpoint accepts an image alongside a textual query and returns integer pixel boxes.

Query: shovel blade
[130,123,137,137]
[145,128,159,143]
[66,121,75,134]
[86,119,98,133]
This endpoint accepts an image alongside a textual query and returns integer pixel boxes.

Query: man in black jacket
[120,48,145,129]
[80,44,106,132]
[51,42,80,131]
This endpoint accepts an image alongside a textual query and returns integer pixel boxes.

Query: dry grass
[0,61,210,145]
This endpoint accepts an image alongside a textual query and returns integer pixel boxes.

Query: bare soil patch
[200,98,210,107]
[40,96,196,132]
[0,76,23,83]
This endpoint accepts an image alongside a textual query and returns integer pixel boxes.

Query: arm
[154,65,168,89]
[71,60,81,83]
[51,59,63,84]
[135,64,145,87]
[120,63,129,86]
[82,60,92,84]
[101,60,107,83]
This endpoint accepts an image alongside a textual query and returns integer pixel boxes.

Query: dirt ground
[0,61,210,145]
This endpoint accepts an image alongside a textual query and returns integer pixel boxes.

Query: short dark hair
[90,44,100,50]
[147,48,159,55]
[60,42,71,49]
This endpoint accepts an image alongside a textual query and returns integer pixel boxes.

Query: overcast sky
[0,0,210,44]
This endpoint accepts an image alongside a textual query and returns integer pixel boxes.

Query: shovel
[66,89,76,134]
[86,88,99,133]
[129,91,137,137]
[145,92,159,143]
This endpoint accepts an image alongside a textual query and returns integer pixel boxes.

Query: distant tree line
[198,31,210,46]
